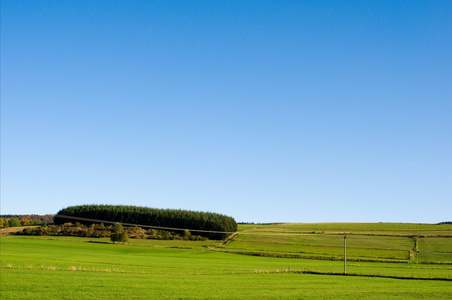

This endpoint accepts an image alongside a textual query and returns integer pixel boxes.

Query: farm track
[0,226,38,236]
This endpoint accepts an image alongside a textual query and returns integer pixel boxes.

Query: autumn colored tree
[21,219,31,226]
[9,218,21,227]
[2,218,9,228]
[112,222,123,233]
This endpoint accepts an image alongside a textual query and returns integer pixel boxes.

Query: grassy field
[2,269,452,299]
[237,222,452,235]
[224,233,412,260]
[232,223,452,263]
[1,223,452,299]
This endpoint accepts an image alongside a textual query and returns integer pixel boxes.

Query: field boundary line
[213,249,410,264]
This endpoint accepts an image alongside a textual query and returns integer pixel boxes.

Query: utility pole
[344,234,347,275]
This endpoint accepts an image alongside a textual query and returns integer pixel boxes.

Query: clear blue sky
[2,1,451,223]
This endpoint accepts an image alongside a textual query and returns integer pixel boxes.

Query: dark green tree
[111,231,129,244]
[118,232,129,244]
[55,204,237,239]
[110,233,120,243]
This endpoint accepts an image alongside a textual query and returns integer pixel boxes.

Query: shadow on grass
[87,241,112,245]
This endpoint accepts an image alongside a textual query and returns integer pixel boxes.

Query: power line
[55,215,236,234]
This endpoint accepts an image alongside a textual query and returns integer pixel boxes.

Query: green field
[3,269,452,299]
[1,223,452,299]
[233,223,452,263]
[225,233,412,260]
[237,222,452,236]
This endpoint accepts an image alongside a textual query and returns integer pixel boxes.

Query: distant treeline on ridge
[54,205,237,239]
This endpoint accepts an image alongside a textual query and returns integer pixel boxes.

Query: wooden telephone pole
[344,235,347,275]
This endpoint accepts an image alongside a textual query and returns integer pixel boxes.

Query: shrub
[183,230,191,240]
[110,233,120,243]
[118,232,129,243]
[111,231,129,244]
[112,222,123,233]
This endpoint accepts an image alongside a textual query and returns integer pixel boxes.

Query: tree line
[15,222,208,241]
[54,205,237,239]
[0,218,21,228]
[0,215,54,227]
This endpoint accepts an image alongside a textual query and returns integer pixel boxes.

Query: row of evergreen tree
[54,205,237,239]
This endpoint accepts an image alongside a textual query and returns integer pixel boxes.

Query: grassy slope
[238,223,452,235]
[225,233,412,260]
[233,223,452,263]
[419,237,452,252]
[2,269,451,299]
[1,237,336,273]
[1,223,452,299]
[1,235,451,279]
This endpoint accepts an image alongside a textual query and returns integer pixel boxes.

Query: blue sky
[2,1,451,223]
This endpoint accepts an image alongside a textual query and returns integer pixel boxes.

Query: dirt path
[0,226,38,236]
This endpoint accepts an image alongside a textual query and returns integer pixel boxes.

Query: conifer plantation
[54,205,237,239]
